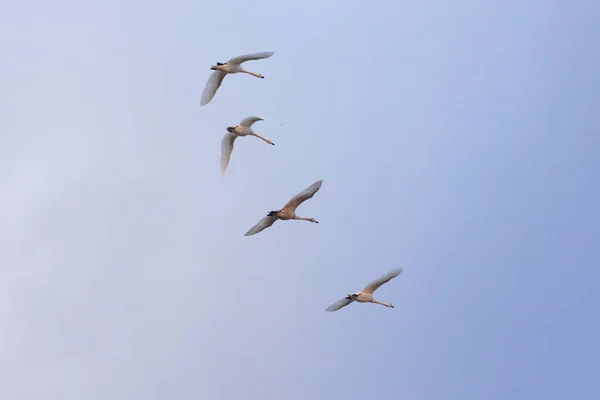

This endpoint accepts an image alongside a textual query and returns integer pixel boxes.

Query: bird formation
[201,51,403,312]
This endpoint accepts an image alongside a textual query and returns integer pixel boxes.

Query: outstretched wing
[240,117,283,126]
[239,116,282,127]
[283,179,323,211]
[362,268,403,295]
[325,297,354,312]
[220,133,237,175]
[244,215,278,236]
[200,70,226,106]
[227,51,275,66]
[239,116,265,127]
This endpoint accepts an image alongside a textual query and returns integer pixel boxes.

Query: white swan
[325,268,403,312]
[221,116,282,175]
[200,51,275,106]
[245,180,323,236]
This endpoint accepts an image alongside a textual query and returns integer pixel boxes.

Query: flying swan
[200,51,275,106]
[245,179,323,236]
[325,268,403,311]
[221,116,282,175]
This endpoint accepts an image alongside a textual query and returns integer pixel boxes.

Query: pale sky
[1,1,599,399]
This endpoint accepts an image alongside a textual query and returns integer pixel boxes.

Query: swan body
[221,116,282,175]
[325,268,403,312]
[245,179,323,236]
[200,51,275,106]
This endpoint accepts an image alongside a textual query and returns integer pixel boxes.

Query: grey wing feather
[325,297,354,312]
[362,268,403,294]
[227,51,275,65]
[284,179,323,211]
[220,133,237,175]
[244,215,277,236]
[200,70,226,106]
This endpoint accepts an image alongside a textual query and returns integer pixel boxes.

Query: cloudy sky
[1,0,599,399]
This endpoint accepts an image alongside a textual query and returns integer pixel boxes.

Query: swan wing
[239,116,265,127]
[227,51,275,66]
[325,297,354,312]
[362,268,403,295]
[200,70,226,106]
[239,116,283,127]
[283,179,323,211]
[220,133,237,175]
[244,215,278,236]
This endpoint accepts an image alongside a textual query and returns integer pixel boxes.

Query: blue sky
[1,0,599,399]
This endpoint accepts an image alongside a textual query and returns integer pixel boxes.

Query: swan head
[226,126,236,132]
[212,62,227,70]
[309,218,319,223]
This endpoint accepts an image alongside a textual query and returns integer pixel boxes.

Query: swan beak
[260,75,265,79]
[210,67,216,70]
[390,304,394,308]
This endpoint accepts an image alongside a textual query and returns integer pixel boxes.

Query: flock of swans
[200,51,403,312]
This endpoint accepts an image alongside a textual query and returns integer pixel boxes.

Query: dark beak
[210,67,216,70]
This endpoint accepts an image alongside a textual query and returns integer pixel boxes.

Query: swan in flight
[200,51,275,106]
[221,116,282,175]
[325,268,403,312]
[245,179,323,236]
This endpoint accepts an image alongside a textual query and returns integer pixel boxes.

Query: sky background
[1,0,599,399]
